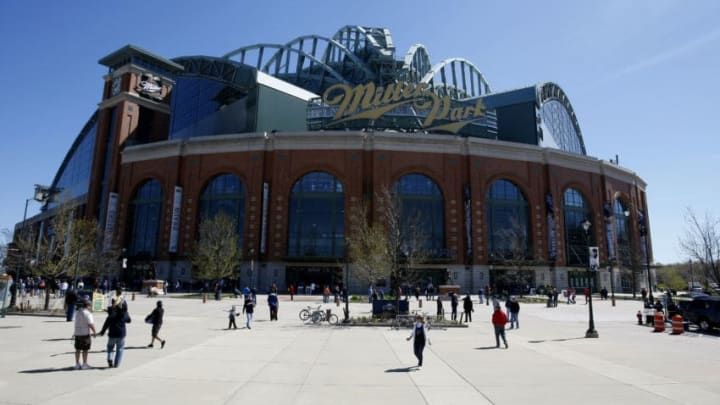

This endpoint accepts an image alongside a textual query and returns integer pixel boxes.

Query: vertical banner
[260,182,269,254]
[603,202,616,262]
[464,184,472,258]
[168,186,182,253]
[545,193,557,261]
[103,192,119,251]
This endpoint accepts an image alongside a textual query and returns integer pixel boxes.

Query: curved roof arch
[421,57,491,99]
[401,44,432,83]
[265,34,375,84]
[536,82,586,155]
[223,44,348,93]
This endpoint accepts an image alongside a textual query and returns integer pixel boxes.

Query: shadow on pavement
[0,326,22,329]
[385,367,418,373]
[50,346,151,357]
[42,337,73,342]
[475,346,501,350]
[43,320,68,323]
[18,366,93,374]
[528,337,586,344]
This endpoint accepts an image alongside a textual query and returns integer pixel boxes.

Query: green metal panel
[255,85,308,132]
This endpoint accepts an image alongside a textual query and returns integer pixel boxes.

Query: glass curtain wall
[614,199,631,267]
[392,174,445,256]
[486,179,530,260]
[563,188,593,266]
[127,179,163,257]
[199,173,246,247]
[287,172,344,258]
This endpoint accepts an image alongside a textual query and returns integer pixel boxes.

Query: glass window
[615,199,631,266]
[288,172,344,257]
[486,179,530,260]
[392,174,445,257]
[127,179,163,257]
[199,174,245,247]
[563,188,593,266]
[54,121,97,202]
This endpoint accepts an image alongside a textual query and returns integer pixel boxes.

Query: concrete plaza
[1,294,718,405]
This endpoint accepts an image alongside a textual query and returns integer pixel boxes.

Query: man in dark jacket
[462,294,474,322]
[99,299,131,367]
[64,288,78,322]
[450,292,459,321]
[509,297,520,329]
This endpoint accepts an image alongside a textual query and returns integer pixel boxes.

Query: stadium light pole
[582,219,598,338]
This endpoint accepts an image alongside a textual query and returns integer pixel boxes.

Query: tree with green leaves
[190,212,242,285]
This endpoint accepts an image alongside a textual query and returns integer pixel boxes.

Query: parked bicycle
[299,305,320,321]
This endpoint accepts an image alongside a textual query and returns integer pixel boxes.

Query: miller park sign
[307,81,496,137]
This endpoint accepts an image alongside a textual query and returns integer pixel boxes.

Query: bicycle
[299,305,320,321]
[309,308,339,325]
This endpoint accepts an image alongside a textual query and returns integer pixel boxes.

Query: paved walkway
[0,295,718,405]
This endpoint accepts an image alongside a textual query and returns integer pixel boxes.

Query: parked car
[682,296,720,331]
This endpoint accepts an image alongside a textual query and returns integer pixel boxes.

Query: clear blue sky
[1,0,719,264]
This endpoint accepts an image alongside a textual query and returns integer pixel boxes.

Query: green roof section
[98,44,184,73]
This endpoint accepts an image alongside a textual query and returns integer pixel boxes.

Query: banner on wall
[464,184,472,258]
[260,182,269,255]
[168,186,182,253]
[545,193,557,261]
[103,193,119,251]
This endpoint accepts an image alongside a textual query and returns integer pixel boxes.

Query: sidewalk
[1,294,718,404]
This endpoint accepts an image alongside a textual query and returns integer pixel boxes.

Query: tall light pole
[582,219,599,338]
[638,211,653,302]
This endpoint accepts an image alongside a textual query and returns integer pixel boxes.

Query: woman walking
[243,295,255,329]
[146,300,166,349]
[406,314,431,367]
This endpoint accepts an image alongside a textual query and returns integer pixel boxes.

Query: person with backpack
[145,300,166,349]
[462,294,474,323]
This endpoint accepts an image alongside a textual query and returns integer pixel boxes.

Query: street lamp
[638,211,653,302]
[608,264,616,307]
[343,241,350,323]
[582,219,599,338]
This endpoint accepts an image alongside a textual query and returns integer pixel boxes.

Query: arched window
[127,179,162,257]
[486,179,530,260]
[615,199,631,266]
[563,188,593,266]
[288,172,344,257]
[392,174,445,257]
[199,173,245,246]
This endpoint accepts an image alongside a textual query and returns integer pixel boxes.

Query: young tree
[345,187,429,292]
[679,207,720,286]
[189,212,242,285]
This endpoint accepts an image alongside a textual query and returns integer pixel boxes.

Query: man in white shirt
[73,300,96,369]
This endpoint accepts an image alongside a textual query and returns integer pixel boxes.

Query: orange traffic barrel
[671,314,684,335]
[653,311,665,332]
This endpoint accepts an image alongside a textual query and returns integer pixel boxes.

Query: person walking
[145,300,166,348]
[462,294,474,323]
[436,297,444,321]
[450,292,459,321]
[288,284,295,301]
[268,293,279,321]
[509,297,520,329]
[73,299,96,369]
[485,285,491,306]
[492,305,509,349]
[406,314,431,367]
[98,298,131,368]
[65,287,78,322]
[584,287,591,304]
[243,294,255,329]
[478,288,484,304]
[227,305,238,329]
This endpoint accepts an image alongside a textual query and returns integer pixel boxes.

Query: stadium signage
[322,81,485,133]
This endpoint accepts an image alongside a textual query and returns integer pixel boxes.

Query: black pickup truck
[682,296,720,331]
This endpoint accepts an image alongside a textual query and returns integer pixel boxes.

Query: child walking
[406,314,431,367]
[227,305,238,329]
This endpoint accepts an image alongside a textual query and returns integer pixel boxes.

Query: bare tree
[190,212,242,283]
[679,207,720,286]
[346,187,429,292]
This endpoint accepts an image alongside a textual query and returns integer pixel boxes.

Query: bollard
[636,311,643,325]
[653,311,665,332]
[671,314,684,335]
